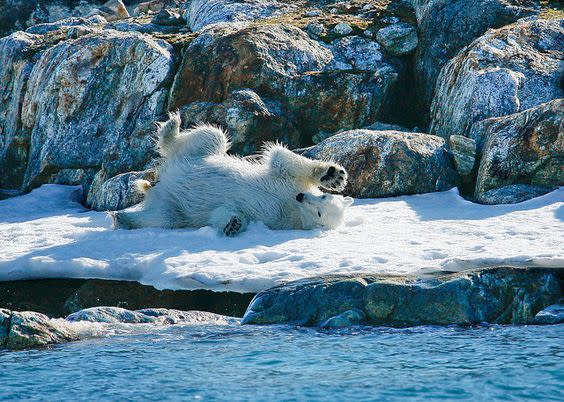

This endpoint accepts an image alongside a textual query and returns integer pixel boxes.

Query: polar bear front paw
[319,165,348,192]
[223,216,243,237]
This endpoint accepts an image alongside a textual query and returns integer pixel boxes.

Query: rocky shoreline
[1,267,562,350]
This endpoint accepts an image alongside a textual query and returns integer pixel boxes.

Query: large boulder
[430,18,564,142]
[185,0,294,31]
[302,129,456,198]
[242,267,563,327]
[411,0,538,118]
[18,30,175,197]
[169,23,408,153]
[474,99,563,203]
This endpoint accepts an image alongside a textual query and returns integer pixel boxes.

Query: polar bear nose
[296,193,304,203]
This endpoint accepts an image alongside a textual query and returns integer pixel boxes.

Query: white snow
[1,184,562,293]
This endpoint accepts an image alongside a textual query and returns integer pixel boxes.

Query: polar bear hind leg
[157,112,230,159]
[209,205,249,236]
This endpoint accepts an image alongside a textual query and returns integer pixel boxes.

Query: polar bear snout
[296,193,305,202]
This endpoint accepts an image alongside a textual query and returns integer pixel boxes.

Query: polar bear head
[295,192,354,230]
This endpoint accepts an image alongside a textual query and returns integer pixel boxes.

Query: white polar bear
[111,112,353,236]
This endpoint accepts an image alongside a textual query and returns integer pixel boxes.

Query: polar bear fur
[111,112,353,236]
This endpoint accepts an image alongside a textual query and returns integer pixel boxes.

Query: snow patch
[1,185,562,293]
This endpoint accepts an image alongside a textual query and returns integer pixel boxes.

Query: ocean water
[1,323,563,401]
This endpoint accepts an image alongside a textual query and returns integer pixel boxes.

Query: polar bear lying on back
[111,112,353,236]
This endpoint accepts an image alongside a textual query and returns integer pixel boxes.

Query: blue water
[1,323,563,401]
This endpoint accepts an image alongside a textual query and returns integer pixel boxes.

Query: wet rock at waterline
[0,307,239,350]
[302,130,456,198]
[242,267,563,327]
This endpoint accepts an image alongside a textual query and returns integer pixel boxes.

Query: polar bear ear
[342,196,354,207]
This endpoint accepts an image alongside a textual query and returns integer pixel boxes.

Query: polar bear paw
[319,165,348,192]
[223,216,243,237]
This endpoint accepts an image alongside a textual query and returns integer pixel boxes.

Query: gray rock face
[151,9,184,26]
[533,299,564,325]
[474,99,563,203]
[0,0,105,37]
[169,23,408,153]
[375,22,418,56]
[0,32,41,189]
[302,130,456,198]
[86,169,155,211]
[242,267,563,327]
[449,135,476,177]
[186,0,294,31]
[25,15,107,34]
[19,30,175,195]
[412,0,538,116]
[430,19,564,142]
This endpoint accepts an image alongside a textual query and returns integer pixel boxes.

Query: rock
[0,306,239,349]
[25,15,107,34]
[179,89,286,155]
[412,0,538,117]
[169,23,408,153]
[242,267,563,327]
[86,169,156,211]
[7,311,79,350]
[62,279,255,317]
[333,22,353,36]
[449,135,476,176]
[0,0,107,37]
[151,9,184,26]
[474,99,563,203]
[134,0,181,16]
[0,309,10,347]
[66,306,155,323]
[302,130,456,198]
[306,22,326,37]
[375,22,418,56]
[186,0,294,31]
[533,299,564,325]
[476,185,553,205]
[91,0,130,22]
[363,121,413,133]
[0,278,256,318]
[18,30,175,197]
[68,306,239,325]
[320,309,365,328]
[0,32,41,189]
[430,19,564,142]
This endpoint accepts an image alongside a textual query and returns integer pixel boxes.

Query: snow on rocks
[1,184,562,294]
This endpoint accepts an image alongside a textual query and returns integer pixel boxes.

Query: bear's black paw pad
[223,216,242,237]
[320,165,347,191]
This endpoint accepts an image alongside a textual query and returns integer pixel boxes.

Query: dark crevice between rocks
[0,279,256,318]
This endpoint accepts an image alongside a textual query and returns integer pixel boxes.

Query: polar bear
[111,112,353,236]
